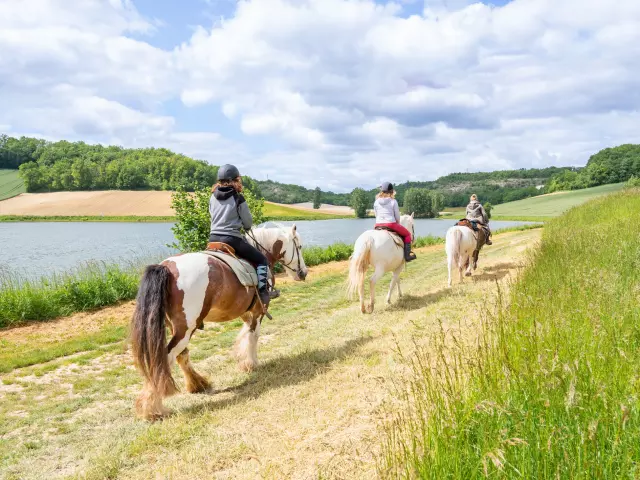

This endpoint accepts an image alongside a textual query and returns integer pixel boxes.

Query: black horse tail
[130,264,177,397]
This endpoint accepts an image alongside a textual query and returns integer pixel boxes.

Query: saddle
[374,226,404,247]
[201,242,272,287]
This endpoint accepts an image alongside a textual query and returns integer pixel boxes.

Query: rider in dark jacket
[209,164,278,306]
[465,194,492,245]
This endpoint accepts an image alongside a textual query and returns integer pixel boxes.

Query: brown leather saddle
[206,242,237,257]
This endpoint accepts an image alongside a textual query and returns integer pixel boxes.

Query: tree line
[546,144,640,192]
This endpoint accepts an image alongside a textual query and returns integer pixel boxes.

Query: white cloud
[2,0,640,191]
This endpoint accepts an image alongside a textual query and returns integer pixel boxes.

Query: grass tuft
[379,189,640,478]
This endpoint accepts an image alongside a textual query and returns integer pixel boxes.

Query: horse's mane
[249,222,297,248]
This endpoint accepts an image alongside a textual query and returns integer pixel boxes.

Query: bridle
[246,229,304,275]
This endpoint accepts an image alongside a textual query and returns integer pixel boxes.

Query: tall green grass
[0,261,143,328]
[378,189,640,478]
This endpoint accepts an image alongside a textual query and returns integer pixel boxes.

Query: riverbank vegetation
[379,189,640,478]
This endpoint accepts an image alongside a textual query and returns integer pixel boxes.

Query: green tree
[484,202,493,219]
[350,188,368,218]
[430,191,444,217]
[403,188,433,218]
[313,187,321,209]
[171,184,265,252]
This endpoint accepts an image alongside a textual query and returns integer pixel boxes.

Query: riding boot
[404,243,417,262]
[257,265,271,307]
[485,230,493,245]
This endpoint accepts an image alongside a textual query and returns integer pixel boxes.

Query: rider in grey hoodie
[209,164,279,306]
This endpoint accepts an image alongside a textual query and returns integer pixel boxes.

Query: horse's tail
[347,236,373,299]
[446,227,463,266]
[130,264,177,397]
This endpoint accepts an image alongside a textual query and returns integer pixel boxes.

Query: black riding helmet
[217,164,241,182]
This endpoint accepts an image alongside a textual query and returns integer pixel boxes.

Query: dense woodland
[1,135,637,209]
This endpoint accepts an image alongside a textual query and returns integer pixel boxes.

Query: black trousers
[209,234,268,267]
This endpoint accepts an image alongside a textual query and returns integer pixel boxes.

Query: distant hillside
[491,183,625,219]
[2,134,633,209]
[0,169,26,201]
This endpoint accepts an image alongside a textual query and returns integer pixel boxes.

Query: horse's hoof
[465,272,472,277]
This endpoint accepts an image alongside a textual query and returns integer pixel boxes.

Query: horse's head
[400,212,416,244]
[281,224,308,281]
[251,223,308,281]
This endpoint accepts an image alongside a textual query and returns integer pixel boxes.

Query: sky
[1,0,639,192]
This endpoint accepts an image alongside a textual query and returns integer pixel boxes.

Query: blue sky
[1,0,639,192]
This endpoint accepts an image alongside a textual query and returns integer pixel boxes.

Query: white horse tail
[446,227,462,286]
[347,236,373,299]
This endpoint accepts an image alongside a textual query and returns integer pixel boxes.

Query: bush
[350,188,369,218]
[403,188,433,218]
[625,175,640,188]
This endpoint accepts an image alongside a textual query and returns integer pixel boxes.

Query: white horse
[445,225,479,287]
[347,214,415,314]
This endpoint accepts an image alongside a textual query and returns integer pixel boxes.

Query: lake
[0,219,536,280]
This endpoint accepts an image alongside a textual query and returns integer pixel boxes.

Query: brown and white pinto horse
[130,224,307,420]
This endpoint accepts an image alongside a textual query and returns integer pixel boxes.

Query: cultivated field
[0,190,347,219]
[491,182,624,219]
[0,229,539,479]
[0,170,25,201]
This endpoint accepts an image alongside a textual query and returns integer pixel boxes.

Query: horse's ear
[291,224,297,234]
[273,239,284,260]
[411,212,415,219]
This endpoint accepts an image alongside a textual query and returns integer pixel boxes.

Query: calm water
[0,219,535,280]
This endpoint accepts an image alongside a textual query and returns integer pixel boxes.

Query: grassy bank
[379,189,640,478]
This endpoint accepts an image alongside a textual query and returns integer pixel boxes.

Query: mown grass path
[0,229,540,480]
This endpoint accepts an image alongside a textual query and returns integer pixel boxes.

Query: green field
[381,188,640,478]
[263,202,350,220]
[0,169,25,201]
[491,183,624,219]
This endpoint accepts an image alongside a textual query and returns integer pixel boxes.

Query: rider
[465,194,492,245]
[373,182,416,262]
[209,164,278,306]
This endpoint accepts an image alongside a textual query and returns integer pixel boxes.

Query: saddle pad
[374,227,403,248]
[200,251,272,287]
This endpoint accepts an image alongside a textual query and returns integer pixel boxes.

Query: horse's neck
[252,229,285,257]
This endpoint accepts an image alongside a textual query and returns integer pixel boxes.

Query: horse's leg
[387,265,403,304]
[368,266,385,313]
[234,312,260,372]
[359,276,366,314]
[176,348,211,394]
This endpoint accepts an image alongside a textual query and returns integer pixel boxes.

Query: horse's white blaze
[167,253,211,329]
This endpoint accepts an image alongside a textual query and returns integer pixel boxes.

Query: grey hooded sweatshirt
[466,200,489,225]
[209,186,253,238]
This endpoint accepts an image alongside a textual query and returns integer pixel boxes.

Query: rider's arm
[393,200,401,223]
[237,195,253,230]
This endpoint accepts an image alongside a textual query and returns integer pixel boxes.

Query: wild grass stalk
[378,190,640,478]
